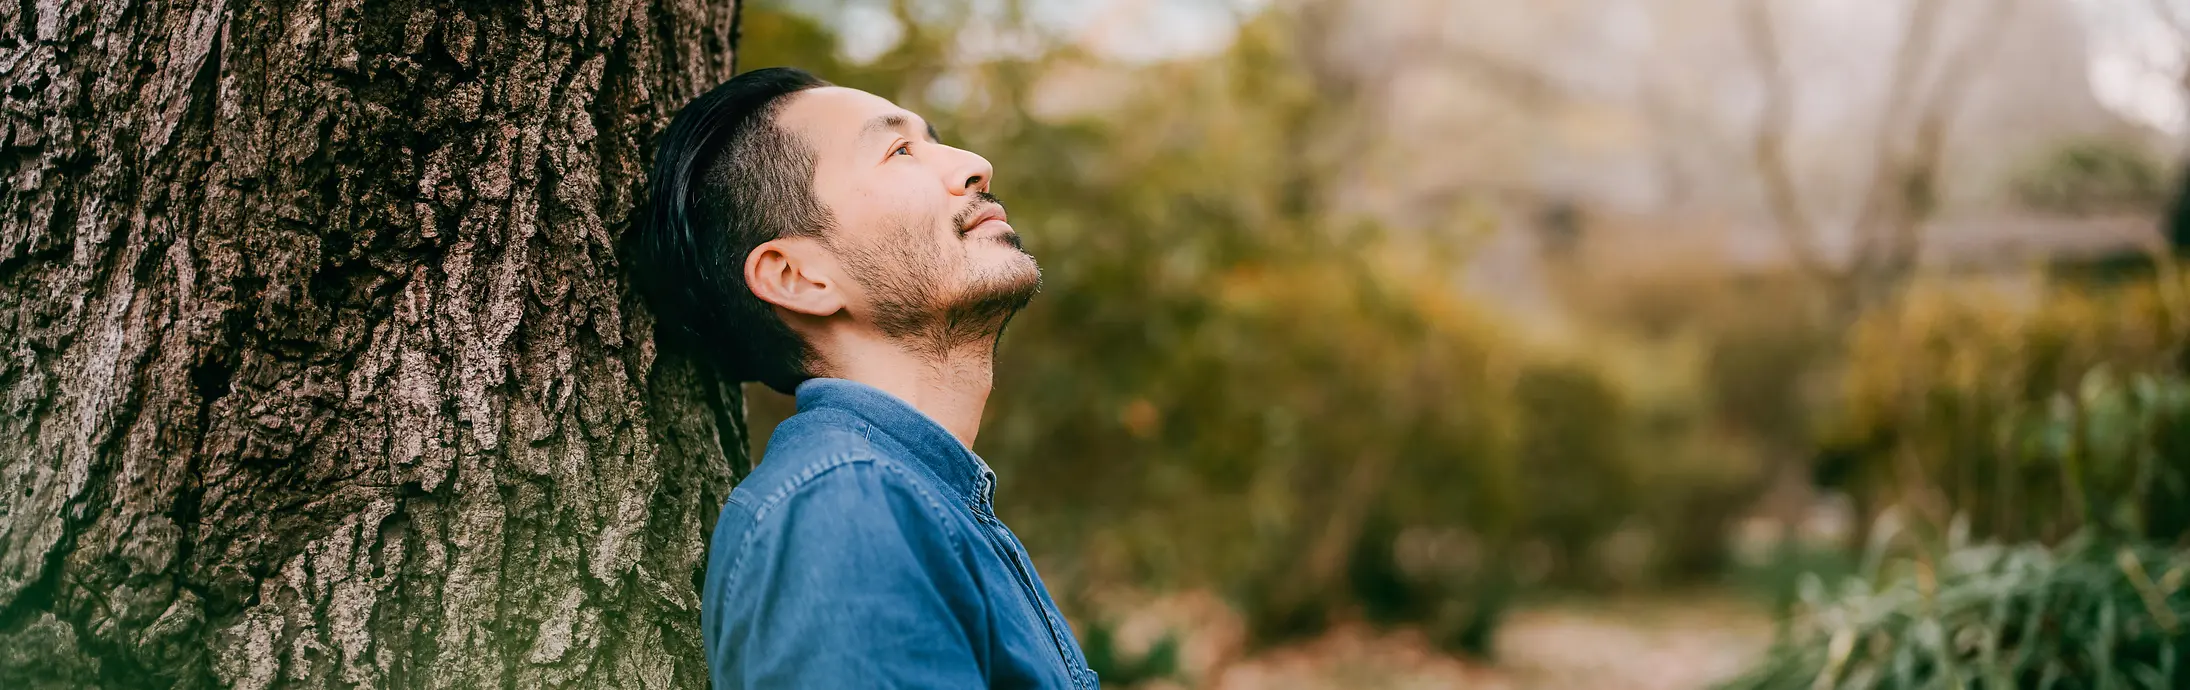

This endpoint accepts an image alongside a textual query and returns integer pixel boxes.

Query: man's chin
[963,257,1042,312]
[963,227,1026,252]
[967,236,1037,272]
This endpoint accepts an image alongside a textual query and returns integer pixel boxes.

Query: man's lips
[961,205,1009,236]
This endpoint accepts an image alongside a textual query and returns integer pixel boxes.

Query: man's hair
[635,67,833,394]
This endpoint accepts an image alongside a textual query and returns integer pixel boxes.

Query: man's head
[637,68,1041,393]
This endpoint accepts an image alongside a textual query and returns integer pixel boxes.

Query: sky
[819,0,1266,64]
[808,0,2187,140]
[2072,0,2187,137]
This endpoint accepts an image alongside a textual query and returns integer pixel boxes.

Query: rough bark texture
[0,0,748,687]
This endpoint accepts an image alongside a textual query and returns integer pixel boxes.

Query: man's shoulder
[707,409,968,587]
[735,408,890,500]
[700,411,984,658]
[719,408,956,536]
[751,407,881,474]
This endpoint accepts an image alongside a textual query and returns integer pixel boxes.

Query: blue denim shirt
[702,378,1098,689]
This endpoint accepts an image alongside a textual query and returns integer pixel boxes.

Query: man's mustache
[950,191,1007,233]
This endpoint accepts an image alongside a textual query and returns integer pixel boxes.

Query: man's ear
[745,238,846,317]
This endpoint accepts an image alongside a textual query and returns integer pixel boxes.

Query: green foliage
[1826,277,2190,543]
[1722,534,2190,690]
[1078,622,1181,686]
[1552,260,1830,577]
[2011,138,2170,216]
[1515,362,1634,546]
[1732,542,1865,616]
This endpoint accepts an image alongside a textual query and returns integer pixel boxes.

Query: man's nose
[943,147,995,196]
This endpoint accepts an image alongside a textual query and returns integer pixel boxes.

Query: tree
[2149,0,2190,248]
[0,1,745,687]
[1743,0,2021,311]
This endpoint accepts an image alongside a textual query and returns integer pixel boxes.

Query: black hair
[635,67,834,394]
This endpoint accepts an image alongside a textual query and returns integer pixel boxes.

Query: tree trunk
[2169,155,2190,251]
[0,0,746,687]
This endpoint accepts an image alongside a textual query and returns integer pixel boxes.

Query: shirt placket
[970,471,1090,689]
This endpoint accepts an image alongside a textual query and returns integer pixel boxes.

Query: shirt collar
[793,377,997,506]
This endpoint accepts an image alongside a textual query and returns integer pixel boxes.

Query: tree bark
[0,0,746,687]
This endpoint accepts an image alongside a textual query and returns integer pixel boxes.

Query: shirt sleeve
[709,460,987,689]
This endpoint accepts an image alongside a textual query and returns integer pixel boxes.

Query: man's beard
[830,207,1041,359]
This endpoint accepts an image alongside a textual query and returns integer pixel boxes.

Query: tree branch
[1846,0,1951,282]
[2148,0,2190,46]
[1741,0,1836,283]
[1876,0,2022,280]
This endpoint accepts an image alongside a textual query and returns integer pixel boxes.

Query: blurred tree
[1733,0,2029,556]
[0,1,743,687]
[1744,0,2023,311]
[2155,0,2190,250]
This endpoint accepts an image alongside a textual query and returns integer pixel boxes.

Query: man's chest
[951,508,1099,690]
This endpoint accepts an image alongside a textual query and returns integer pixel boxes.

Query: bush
[2010,138,2169,216]
[1079,621,1181,687]
[1723,532,2190,690]
[1825,276,2190,543]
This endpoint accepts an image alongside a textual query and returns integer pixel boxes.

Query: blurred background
[736,1,2190,687]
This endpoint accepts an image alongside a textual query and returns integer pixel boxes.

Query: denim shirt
[702,378,1098,689]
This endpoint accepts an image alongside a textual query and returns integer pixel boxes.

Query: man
[633,67,1097,689]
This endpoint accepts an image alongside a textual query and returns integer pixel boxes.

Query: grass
[1720,532,2190,690]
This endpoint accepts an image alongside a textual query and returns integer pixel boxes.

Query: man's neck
[823,336,994,448]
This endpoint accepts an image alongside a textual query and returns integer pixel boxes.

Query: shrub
[2010,138,2169,216]
[1079,621,1182,687]
[1723,532,2190,690]
[1825,276,2190,543]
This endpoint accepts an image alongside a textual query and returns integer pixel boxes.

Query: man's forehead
[777,86,935,144]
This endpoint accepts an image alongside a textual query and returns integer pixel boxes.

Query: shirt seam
[718,449,970,599]
[806,402,986,506]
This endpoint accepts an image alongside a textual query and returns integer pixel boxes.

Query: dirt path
[1109,592,1774,690]
[1493,598,1774,690]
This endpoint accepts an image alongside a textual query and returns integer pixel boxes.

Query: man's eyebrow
[860,113,943,144]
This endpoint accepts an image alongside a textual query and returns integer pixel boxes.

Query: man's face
[776,86,1040,340]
